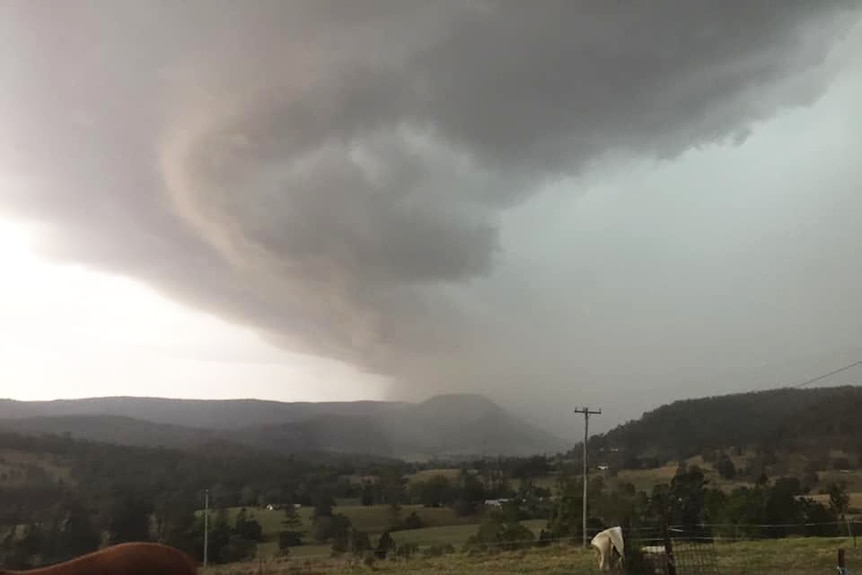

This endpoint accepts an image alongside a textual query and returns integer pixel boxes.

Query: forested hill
[591,385,862,462]
[0,394,567,459]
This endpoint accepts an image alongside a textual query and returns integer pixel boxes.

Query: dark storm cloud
[1,1,860,399]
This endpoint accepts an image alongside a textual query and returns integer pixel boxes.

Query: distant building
[266,503,301,510]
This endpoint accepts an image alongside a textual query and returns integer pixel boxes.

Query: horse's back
[12,542,197,575]
[92,542,197,575]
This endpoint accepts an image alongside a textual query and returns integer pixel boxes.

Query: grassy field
[225,503,476,537]
[816,470,862,493]
[224,503,504,559]
[252,522,539,558]
[384,519,547,548]
[222,461,862,560]
[0,448,72,486]
[208,536,862,575]
[405,468,464,484]
[805,491,862,515]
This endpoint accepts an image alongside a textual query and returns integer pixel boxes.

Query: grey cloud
[2,1,861,429]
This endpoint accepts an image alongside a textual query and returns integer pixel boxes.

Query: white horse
[591,526,625,571]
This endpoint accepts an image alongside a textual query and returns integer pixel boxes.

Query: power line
[792,358,862,388]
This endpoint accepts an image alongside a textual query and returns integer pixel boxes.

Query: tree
[153,493,198,555]
[197,508,260,564]
[387,502,402,531]
[220,535,257,563]
[669,465,708,530]
[715,457,736,480]
[378,469,407,506]
[206,509,234,563]
[234,508,263,542]
[108,492,153,544]
[312,490,335,519]
[313,513,352,544]
[763,477,804,535]
[801,468,819,493]
[46,499,101,563]
[411,475,456,507]
[239,486,259,507]
[360,481,375,506]
[464,514,535,553]
[375,531,396,560]
[827,482,850,519]
[454,470,486,517]
[547,477,584,539]
[278,505,303,551]
[510,456,551,480]
[349,528,371,557]
[1,524,40,569]
[330,525,350,556]
[799,498,839,537]
[401,511,423,530]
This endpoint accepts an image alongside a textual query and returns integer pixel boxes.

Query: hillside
[592,385,862,463]
[0,415,218,450]
[0,397,406,430]
[0,394,567,458]
[382,394,567,458]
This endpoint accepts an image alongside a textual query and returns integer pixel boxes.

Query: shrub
[423,544,455,557]
[464,519,535,553]
[394,542,419,560]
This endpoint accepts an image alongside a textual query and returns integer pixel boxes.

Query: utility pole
[203,489,209,569]
[574,406,601,548]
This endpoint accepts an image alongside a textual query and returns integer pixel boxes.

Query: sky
[2,1,862,437]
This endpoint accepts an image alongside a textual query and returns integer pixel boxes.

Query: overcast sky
[2,1,862,437]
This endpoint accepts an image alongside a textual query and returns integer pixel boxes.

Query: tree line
[0,429,856,568]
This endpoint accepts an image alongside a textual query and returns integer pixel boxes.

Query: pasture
[225,503,475,536]
[405,468,464,484]
[218,460,862,561]
[0,449,72,487]
[806,491,862,516]
[207,536,862,575]
[223,503,504,559]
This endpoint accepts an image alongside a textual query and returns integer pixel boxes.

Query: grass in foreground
[208,537,862,575]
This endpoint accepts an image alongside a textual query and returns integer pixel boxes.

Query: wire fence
[838,546,862,575]
[621,522,861,575]
[199,520,861,574]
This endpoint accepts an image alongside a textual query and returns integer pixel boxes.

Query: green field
[214,459,862,561]
[806,491,862,515]
[222,502,511,559]
[251,520,548,561]
[225,503,477,536]
[405,468,464,484]
[0,448,73,487]
[208,536,862,575]
[383,519,547,548]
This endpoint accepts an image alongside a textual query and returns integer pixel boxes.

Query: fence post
[660,513,677,575]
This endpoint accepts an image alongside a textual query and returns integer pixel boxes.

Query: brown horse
[0,543,198,575]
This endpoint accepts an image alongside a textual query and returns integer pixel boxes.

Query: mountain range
[0,394,569,459]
